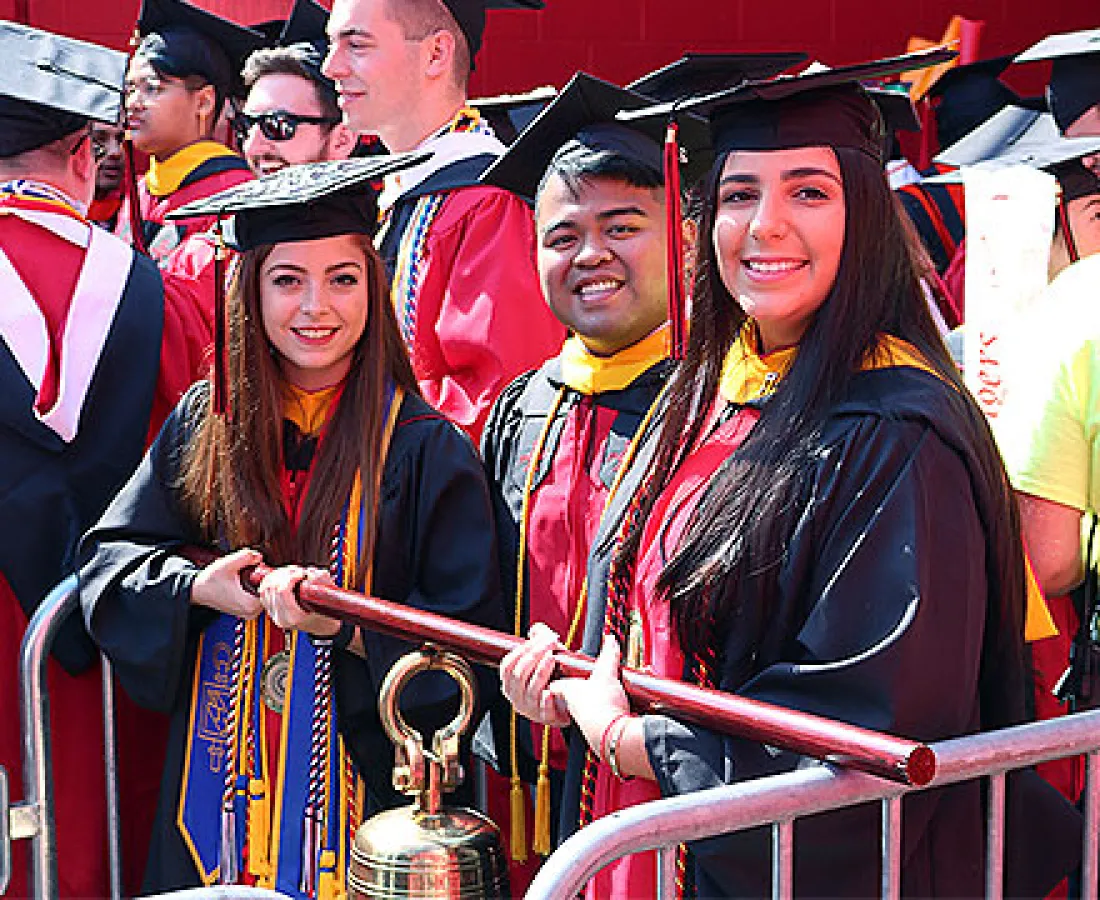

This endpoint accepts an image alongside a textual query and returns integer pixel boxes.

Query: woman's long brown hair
[615,146,1029,729]
[180,233,418,586]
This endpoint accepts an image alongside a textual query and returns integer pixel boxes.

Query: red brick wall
[5,0,1095,97]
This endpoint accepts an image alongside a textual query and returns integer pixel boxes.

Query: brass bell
[349,646,510,899]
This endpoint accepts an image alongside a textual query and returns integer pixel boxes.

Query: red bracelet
[599,713,631,764]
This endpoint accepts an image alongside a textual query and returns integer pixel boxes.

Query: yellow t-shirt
[1000,255,1100,517]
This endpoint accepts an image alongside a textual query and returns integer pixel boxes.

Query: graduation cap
[470,85,557,144]
[1016,28,1100,134]
[245,0,333,97]
[443,0,544,64]
[926,55,1018,148]
[168,152,428,413]
[134,0,266,100]
[935,105,1100,201]
[170,152,429,249]
[866,84,920,135]
[619,46,955,358]
[0,22,127,157]
[621,46,955,159]
[626,52,808,102]
[797,61,920,150]
[481,72,712,200]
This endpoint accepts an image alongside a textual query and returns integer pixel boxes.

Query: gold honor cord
[510,382,667,859]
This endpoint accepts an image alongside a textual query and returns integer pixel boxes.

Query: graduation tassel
[246,778,271,880]
[532,733,553,856]
[122,137,147,256]
[1057,191,1080,264]
[509,707,528,863]
[219,805,239,885]
[300,808,321,896]
[213,222,229,416]
[317,850,338,900]
[664,117,687,360]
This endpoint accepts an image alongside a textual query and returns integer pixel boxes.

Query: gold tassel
[318,850,338,900]
[510,772,528,863]
[247,778,271,879]
[533,758,552,856]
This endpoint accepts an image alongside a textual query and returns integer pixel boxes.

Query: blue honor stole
[178,383,402,896]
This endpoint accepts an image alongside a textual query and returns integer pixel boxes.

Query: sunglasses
[232,110,341,143]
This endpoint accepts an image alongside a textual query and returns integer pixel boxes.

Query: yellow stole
[717,325,1057,641]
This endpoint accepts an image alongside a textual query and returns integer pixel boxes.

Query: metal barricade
[1,576,124,900]
[526,709,1100,900]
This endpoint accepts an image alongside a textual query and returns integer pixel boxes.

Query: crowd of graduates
[1,0,1099,897]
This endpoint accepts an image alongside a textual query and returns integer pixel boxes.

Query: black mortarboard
[621,46,955,160]
[169,153,430,250]
[626,52,808,103]
[246,0,333,96]
[252,19,287,46]
[279,0,330,52]
[1016,28,1100,134]
[927,55,1017,148]
[442,0,544,64]
[0,22,126,157]
[168,153,427,413]
[470,85,557,144]
[481,72,711,201]
[619,47,954,360]
[935,106,1100,201]
[866,84,920,135]
[135,0,266,100]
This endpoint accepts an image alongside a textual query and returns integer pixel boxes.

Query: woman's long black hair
[616,145,1029,728]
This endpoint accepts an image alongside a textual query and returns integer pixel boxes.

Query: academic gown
[476,347,670,874]
[379,151,565,442]
[562,358,1082,899]
[0,183,216,898]
[78,382,505,894]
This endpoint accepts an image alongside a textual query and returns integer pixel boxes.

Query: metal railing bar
[1083,751,1099,900]
[19,576,79,900]
[984,772,1005,900]
[655,845,676,900]
[526,708,1100,900]
[100,654,122,900]
[930,711,1100,783]
[880,795,902,900]
[772,819,794,900]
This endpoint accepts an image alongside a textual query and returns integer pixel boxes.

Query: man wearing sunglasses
[323,0,564,441]
[236,41,356,177]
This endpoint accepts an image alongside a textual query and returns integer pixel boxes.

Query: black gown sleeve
[77,384,212,714]
[335,399,506,809]
[641,414,985,896]
[641,411,1080,897]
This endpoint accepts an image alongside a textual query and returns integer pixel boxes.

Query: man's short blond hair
[384,0,470,84]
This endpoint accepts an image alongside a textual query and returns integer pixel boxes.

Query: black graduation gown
[78,383,505,894]
[563,366,1082,899]
[476,358,670,792]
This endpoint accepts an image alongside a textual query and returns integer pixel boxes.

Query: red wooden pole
[196,554,934,787]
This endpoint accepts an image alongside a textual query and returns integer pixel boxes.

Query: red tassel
[664,119,687,360]
[213,225,228,416]
[122,139,147,256]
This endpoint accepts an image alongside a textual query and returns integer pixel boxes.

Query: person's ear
[326,122,357,161]
[194,83,218,133]
[421,28,455,81]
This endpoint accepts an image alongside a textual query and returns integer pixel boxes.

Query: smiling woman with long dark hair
[500,61,1080,898]
[78,158,504,897]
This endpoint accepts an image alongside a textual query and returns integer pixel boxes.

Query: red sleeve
[149,268,214,442]
[411,187,565,442]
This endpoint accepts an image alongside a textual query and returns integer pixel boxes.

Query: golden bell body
[348,646,510,900]
[349,805,509,898]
